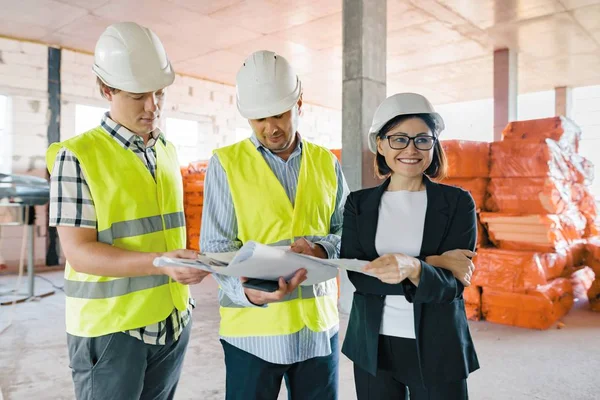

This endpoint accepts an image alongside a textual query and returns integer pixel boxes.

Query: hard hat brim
[368,112,445,153]
[93,63,175,94]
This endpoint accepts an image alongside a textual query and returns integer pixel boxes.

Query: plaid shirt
[49,113,192,345]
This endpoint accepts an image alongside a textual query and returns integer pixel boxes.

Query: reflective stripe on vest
[219,278,337,308]
[64,275,170,299]
[98,212,185,244]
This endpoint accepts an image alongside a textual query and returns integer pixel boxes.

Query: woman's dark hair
[374,113,447,180]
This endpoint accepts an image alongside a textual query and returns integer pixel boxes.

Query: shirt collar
[249,133,303,155]
[100,112,166,150]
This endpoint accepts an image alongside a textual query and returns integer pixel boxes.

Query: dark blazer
[340,176,480,386]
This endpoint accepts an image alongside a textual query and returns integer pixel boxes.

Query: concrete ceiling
[1,0,600,109]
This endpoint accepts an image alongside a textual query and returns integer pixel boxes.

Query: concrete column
[47,47,61,266]
[555,86,572,118]
[493,48,518,141]
[342,0,386,190]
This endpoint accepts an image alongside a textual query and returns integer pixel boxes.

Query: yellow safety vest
[215,138,339,337]
[46,126,189,337]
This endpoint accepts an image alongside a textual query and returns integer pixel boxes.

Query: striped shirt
[200,134,349,364]
[48,113,192,345]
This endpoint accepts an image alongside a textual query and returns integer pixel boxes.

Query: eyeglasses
[384,134,437,150]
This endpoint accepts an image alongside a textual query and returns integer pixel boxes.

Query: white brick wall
[0,39,342,265]
[0,38,49,266]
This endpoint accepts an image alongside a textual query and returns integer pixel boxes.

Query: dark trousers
[221,333,339,400]
[67,318,191,400]
[354,335,468,400]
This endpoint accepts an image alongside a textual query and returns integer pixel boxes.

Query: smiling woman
[341,92,479,400]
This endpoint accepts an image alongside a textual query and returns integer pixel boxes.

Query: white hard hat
[92,22,175,93]
[368,93,445,153]
[236,50,302,119]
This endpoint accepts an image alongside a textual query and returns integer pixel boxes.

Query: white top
[375,189,427,339]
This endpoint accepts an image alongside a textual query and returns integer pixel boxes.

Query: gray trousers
[66,318,191,400]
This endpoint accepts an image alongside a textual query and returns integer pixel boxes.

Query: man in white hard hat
[200,50,349,399]
[46,22,208,400]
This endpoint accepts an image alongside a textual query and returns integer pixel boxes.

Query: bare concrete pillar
[342,0,386,190]
[493,48,518,141]
[555,86,572,118]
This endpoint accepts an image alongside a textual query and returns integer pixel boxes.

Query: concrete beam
[493,48,518,141]
[342,0,386,190]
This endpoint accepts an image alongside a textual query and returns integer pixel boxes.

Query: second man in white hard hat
[201,50,350,399]
[47,22,208,400]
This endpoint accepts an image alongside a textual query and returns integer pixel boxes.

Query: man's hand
[161,249,210,285]
[427,249,476,287]
[290,238,327,259]
[242,269,307,306]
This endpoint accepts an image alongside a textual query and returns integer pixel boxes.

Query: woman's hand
[363,253,421,285]
[426,249,476,287]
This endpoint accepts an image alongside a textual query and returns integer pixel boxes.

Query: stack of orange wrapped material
[486,177,572,214]
[441,140,490,178]
[473,247,574,329]
[473,248,567,291]
[438,141,491,260]
[484,116,592,255]
[481,278,574,330]
[475,117,595,329]
[501,116,581,154]
[479,210,586,253]
[440,140,490,211]
[489,139,586,182]
[181,161,209,251]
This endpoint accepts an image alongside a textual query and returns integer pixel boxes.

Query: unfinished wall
[0,38,49,267]
[0,39,342,266]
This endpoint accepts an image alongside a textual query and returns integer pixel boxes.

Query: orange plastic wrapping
[573,185,600,237]
[501,116,581,154]
[472,248,567,291]
[489,139,581,182]
[187,233,200,251]
[481,278,574,330]
[485,177,572,214]
[479,211,586,252]
[476,216,489,249]
[585,237,600,262]
[569,266,595,300]
[587,279,600,312]
[330,149,342,162]
[181,160,209,251]
[439,178,488,210]
[465,304,480,321]
[587,258,600,277]
[440,140,490,178]
[463,285,481,321]
[565,239,588,268]
[183,160,209,175]
[568,153,595,186]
